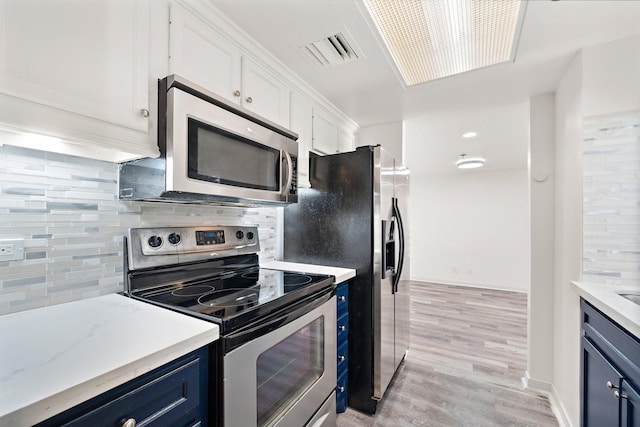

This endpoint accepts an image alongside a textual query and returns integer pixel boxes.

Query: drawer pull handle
[122,419,136,427]
[339,296,346,302]
[339,355,346,362]
[339,325,346,332]
[338,386,345,393]
[246,96,253,104]
[606,381,619,390]
[614,390,627,400]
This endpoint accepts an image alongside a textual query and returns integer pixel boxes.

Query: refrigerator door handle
[392,197,406,294]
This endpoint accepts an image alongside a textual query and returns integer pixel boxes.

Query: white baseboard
[522,372,573,427]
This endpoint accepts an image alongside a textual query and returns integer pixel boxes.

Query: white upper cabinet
[241,57,290,128]
[169,3,290,128]
[169,3,241,100]
[0,0,157,161]
[312,107,339,154]
[338,126,356,153]
[290,91,313,187]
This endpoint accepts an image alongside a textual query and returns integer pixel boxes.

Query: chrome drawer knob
[139,108,150,118]
[122,418,136,427]
[614,390,627,400]
[338,386,345,393]
[246,96,253,104]
[607,381,618,390]
[233,90,241,97]
[339,325,346,332]
[339,296,346,302]
[339,355,346,362]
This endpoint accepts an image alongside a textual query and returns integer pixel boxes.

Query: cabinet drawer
[337,340,349,375]
[336,283,349,317]
[336,371,348,414]
[581,299,640,379]
[337,312,349,344]
[37,348,208,427]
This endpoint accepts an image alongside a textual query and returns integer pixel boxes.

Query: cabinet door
[621,379,640,427]
[169,3,242,104]
[290,91,313,187]
[312,107,338,154]
[338,126,355,153]
[241,57,290,127]
[0,0,149,132]
[582,337,622,427]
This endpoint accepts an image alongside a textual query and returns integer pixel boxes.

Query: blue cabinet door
[621,379,640,427]
[37,347,209,427]
[582,337,622,427]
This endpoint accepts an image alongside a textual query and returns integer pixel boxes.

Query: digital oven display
[196,230,225,246]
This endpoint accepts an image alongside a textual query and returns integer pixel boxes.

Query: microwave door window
[188,118,280,191]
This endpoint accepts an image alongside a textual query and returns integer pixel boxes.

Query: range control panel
[127,226,260,269]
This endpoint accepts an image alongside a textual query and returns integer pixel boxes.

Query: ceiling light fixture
[456,154,485,169]
[462,131,478,138]
[362,0,527,86]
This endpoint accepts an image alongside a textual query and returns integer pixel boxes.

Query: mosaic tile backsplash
[583,109,640,288]
[0,145,280,315]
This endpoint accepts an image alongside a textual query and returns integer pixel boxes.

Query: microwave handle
[282,150,293,195]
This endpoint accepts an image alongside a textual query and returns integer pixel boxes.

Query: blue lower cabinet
[336,280,349,414]
[337,340,349,374]
[581,299,640,427]
[36,346,209,427]
[336,371,348,414]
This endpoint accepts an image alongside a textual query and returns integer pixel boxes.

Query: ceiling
[211,0,640,174]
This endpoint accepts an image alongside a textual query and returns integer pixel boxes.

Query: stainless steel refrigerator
[283,145,410,414]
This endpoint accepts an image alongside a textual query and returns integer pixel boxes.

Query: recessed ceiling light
[456,154,485,169]
[362,0,527,86]
[462,131,478,138]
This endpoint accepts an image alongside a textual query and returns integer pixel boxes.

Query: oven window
[256,317,324,426]
[187,118,280,191]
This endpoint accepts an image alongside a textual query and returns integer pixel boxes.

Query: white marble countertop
[262,261,356,284]
[0,294,219,426]
[572,281,640,339]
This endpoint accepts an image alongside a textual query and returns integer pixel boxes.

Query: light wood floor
[336,282,558,427]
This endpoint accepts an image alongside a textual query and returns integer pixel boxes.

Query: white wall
[551,50,584,427]
[527,93,556,390]
[582,36,640,117]
[408,167,530,292]
[357,121,403,163]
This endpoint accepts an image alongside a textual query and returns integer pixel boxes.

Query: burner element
[284,272,313,286]
[171,285,215,297]
[198,288,259,308]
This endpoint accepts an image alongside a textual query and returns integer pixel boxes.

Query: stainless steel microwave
[119,75,298,206]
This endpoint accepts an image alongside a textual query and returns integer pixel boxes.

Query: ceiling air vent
[299,31,362,68]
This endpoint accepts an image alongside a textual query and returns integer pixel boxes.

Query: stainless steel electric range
[124,225,337,427]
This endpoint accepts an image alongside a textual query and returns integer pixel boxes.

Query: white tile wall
[0,146,280,315]
[583,109,640,288]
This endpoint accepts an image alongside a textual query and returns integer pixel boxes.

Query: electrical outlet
[0,244,14,255]
[0,239,24,261]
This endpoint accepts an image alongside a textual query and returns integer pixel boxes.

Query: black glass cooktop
[129,264,333,333]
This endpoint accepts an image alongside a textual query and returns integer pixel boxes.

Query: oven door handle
[223,286,334,353]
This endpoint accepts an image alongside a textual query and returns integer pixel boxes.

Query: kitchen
[1,0,639,426]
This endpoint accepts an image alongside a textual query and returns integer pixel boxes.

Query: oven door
[167,86,298,204]
[223,292,336,427]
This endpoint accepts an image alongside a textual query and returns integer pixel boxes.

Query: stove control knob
[168,232,181,245]
[236,230,244,240]
[147,235,162,248]
[247,231,254,240]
